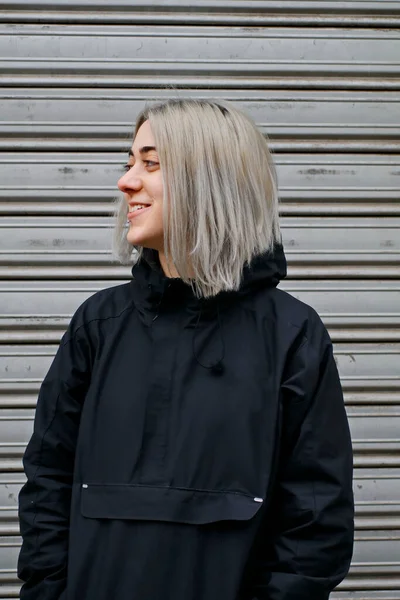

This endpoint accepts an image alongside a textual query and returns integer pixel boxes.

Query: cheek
[149,170,163,198]
[153,202,164,230]
[154,179,164,202]
[151,179,164,224]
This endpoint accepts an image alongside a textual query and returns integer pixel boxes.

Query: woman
[18,99,354,600]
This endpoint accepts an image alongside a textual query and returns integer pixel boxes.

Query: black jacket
[18,246,354,600]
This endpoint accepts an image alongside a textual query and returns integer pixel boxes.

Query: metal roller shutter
[1,1,399,597]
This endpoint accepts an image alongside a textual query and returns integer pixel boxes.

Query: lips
[127,205,151,220]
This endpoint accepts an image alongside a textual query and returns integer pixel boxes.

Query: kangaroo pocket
[80,483,264,524]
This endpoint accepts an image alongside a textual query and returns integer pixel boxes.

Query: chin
[126,229,163,252]
[126,228,148,247]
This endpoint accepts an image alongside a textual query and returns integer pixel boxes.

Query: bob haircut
[114,98,281,298]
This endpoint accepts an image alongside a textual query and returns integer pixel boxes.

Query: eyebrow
[128,146,157,157]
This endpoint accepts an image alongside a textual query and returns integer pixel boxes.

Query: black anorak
[18,245,354,600]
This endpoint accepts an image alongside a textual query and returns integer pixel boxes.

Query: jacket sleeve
[252,316,354,600]
[18,313,92,600]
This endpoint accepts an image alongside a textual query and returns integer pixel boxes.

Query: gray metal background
[1,1,400,598]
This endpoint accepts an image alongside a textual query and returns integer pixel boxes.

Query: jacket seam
[62,301,135,348]
[84,482,256,498]
[286,319,309,346]
[31,392,62,563]
[286,315,332,366]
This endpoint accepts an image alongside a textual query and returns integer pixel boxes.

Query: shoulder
[256,286,331,354]
[65,282,134,341]
[276,287,325,330]
[267,290,339,406]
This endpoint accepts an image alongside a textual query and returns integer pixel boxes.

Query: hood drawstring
[192,301,225,375]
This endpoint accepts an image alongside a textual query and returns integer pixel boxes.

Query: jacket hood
[131,244,287,308]
[130,244,287,374]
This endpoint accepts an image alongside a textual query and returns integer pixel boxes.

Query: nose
[117,168,143,195]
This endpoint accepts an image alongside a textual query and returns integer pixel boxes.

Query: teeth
[130,204,148,213]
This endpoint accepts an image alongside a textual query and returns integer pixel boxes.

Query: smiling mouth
[127,205,151,219]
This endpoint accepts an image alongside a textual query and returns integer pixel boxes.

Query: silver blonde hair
[113,98,281,298]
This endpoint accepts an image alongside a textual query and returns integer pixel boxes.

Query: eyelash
[123,161,158,172]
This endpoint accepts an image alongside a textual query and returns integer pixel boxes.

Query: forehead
[132,119,155,151]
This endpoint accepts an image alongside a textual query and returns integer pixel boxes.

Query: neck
[158,251,181,279]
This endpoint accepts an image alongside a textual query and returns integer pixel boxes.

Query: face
[117,119,164,251]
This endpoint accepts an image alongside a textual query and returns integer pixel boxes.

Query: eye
[122,160,159,173]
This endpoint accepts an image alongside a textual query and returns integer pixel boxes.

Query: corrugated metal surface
[1,0,399,597]
[1,1,400,27]
[1,25,400,89]
[2,89,400,153]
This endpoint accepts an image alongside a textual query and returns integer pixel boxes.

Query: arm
[252,320,354,599]
[18,317,92,600]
